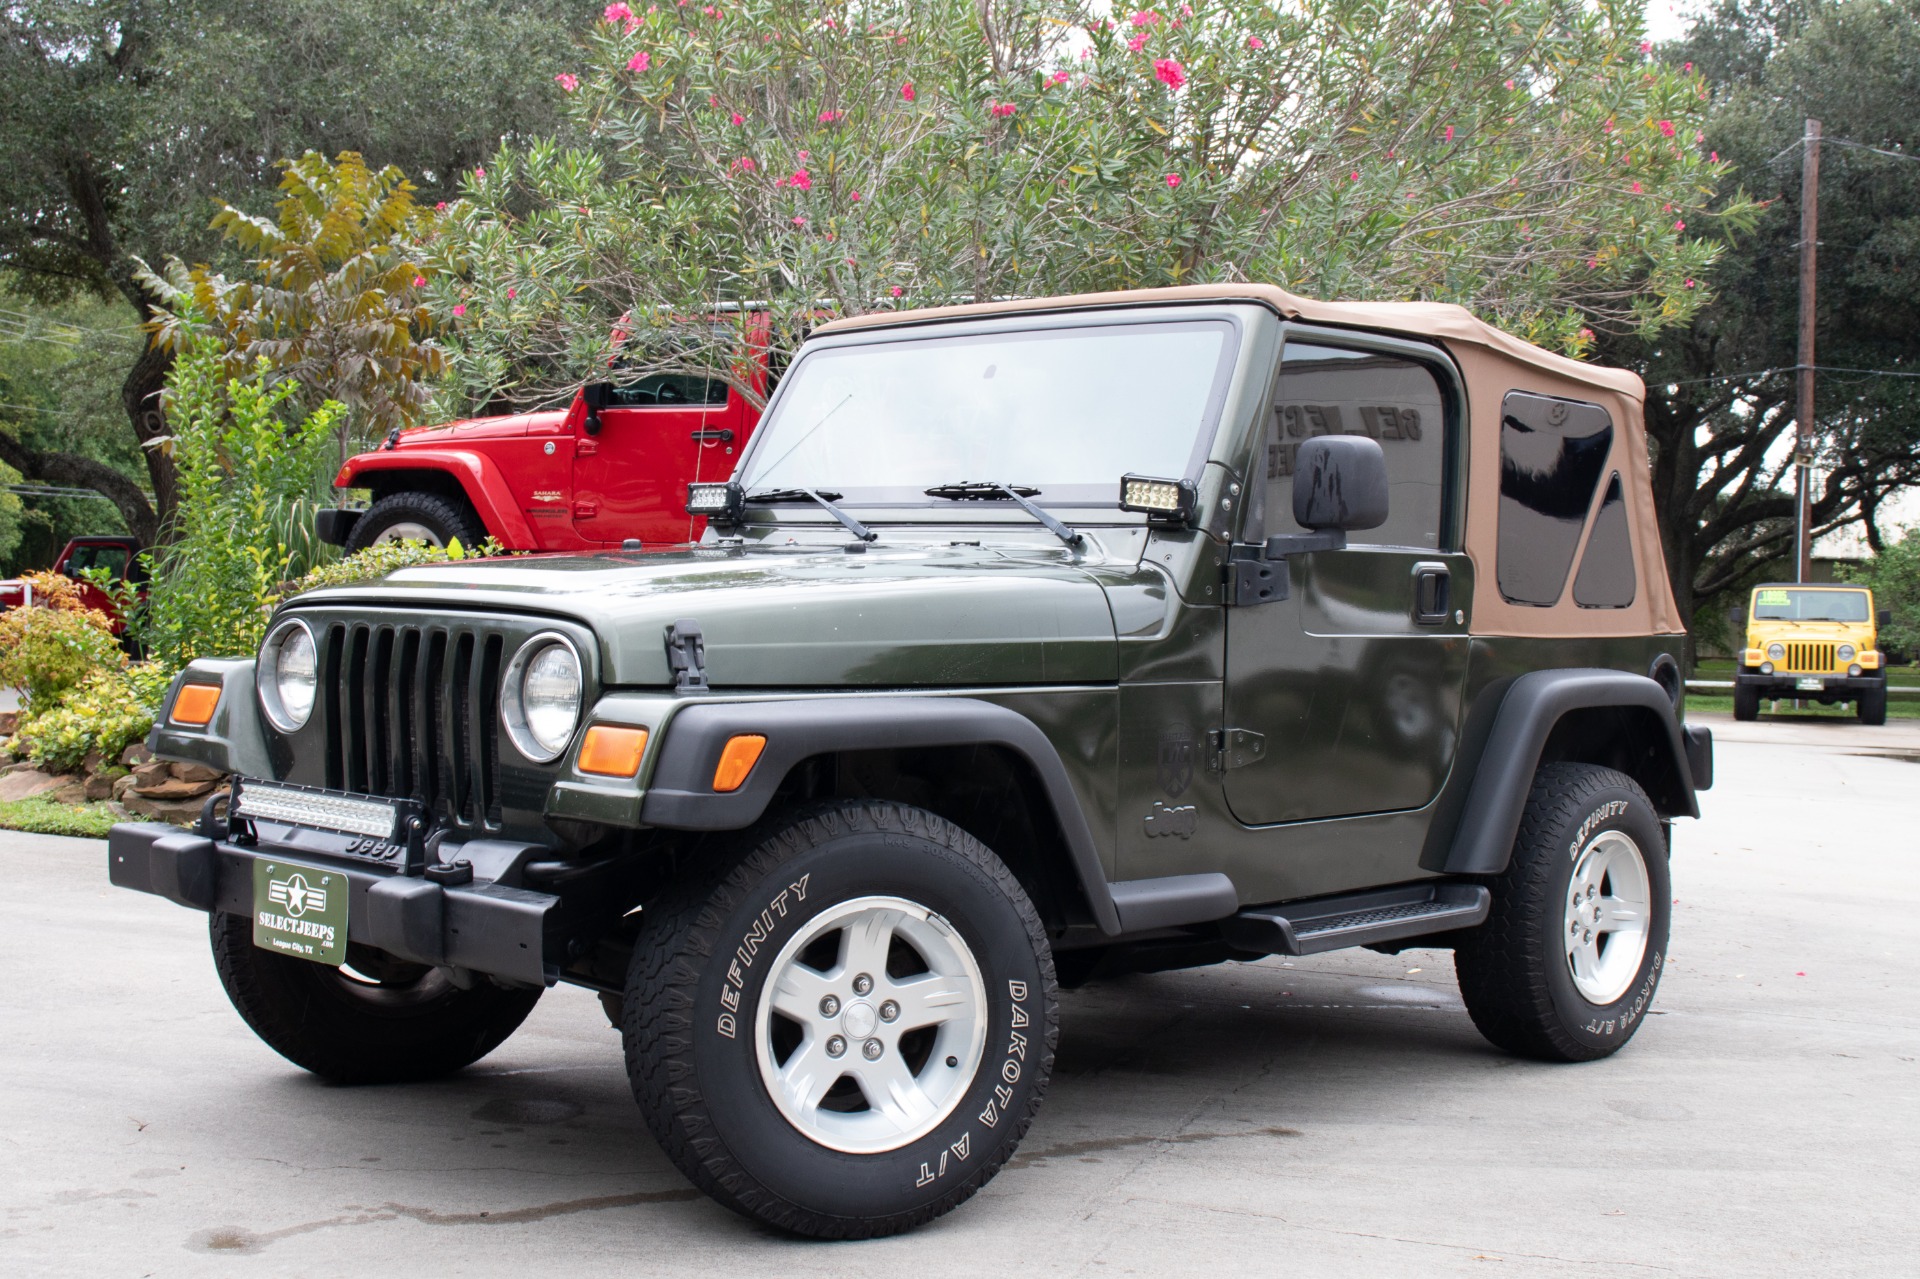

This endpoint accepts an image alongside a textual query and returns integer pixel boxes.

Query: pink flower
[452,304,466,317]
[1603,118,1615,134]
[1579,327,1594,340]
[434,201,447,212]
[474,166,486,179]
[1444,125,1454,142]
[1631,181,1642,193]
[1586,257,1599,269]
[506,287,517,300]
[1685,278,1695,289]
[1128,33,1148,51]
[412,275,426,288]
[729,156,756,173]
[1674,220,1686,231]
[797,150,808,161]
[603,2,632,23]
[1695,131,1705,144]
[818,109,842,123]
[1710,150,1719,163]
[1684,62,1693,72]
[1129,9,1160,26]
[1658,119,1675,137]
[1350,170,1359,181]
[1165,172,1181,188]
[890,286,904,297]
[1049,70,1070,86]
[1504,79,1514,90]
[627,50,651,72]
[1639,40,1651,53]
[731,112,745,125]
[791,215,806,227]
[900,81,915,102]
[554,73,579,92]
[850,190,862,202]
[702,4,716,14]
[786,168,812,190]
[1181,3,1192,13]
[1154,58,1186,90]
[1246,35,1265,50]
[990,101,1016,118]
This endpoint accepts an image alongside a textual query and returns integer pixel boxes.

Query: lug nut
[852,973,874,996]
[819,995,840,1017]
[879,1000,899,1023]
[862,1039,883,1061]
[826,1035,846,1058]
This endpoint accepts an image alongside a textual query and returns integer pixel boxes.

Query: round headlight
[503,635,582,762]
[258,619,317,732]
[1837,643,1856,662]
[1767,642,1785,661]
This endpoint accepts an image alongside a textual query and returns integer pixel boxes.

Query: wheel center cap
[842,1001,878,1039]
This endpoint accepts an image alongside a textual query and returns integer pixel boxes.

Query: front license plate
[1796,677,1825,691]
[253,859,348,966]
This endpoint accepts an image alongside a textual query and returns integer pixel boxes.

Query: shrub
[0,572,125,711]
[6,662,173,773]
[288,535,502,594]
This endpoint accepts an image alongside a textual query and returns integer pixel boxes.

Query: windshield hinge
[1209,728,1266,771]
[665,619,708,692]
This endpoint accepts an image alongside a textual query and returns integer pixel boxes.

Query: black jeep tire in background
[1732,682,1760,722]
[1857,682,1888,726]
[624,800,1058,1239]
[1455,763,1672,1063]
[209,912,542,1084]
[344,491,486,552]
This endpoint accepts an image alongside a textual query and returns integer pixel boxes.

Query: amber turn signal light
[712,734,767,793]
[171,683,222,727]
[577,725,648,778]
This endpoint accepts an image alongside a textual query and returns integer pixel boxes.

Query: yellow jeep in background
[1736,584,1890,724]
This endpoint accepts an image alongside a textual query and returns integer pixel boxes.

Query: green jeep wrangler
[109,285,1712,1238]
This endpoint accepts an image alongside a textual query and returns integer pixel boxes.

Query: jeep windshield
[738,319,1237,510]
[1751,587,1871,623]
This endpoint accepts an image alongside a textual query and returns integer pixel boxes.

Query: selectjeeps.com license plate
[252,859,347,965]
[1796,677,1825,691]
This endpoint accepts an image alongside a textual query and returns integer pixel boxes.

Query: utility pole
[1794,118,1821,584]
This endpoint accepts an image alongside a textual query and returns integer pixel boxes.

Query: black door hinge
[1209,728,1267,771]
[666,619,708,692]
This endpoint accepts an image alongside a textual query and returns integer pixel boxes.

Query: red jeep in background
[318,316,773,552]
[0,535,147,635]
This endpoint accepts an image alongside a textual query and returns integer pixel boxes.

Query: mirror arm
[1263,530,1347,557]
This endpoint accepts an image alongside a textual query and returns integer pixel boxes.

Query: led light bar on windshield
[233,783,400,839]
[1118,474,1198,526]
[686,480,745,526]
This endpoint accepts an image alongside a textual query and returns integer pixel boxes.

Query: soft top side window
[1497,392,1615,606]
[1265,342,1448,550]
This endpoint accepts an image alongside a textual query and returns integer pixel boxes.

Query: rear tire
[1732,682,1760,721]
[209,912,541,1084]
[345,491,485,552]
[625,800,1057,1238]
[1455,764,1671,1063]
[1858,683,1888,725]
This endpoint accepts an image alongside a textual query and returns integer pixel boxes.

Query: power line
[1663,364,1920,387]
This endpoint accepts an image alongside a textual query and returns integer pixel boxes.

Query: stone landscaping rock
[84,774,118,802]
[168,761,225,785]
[81,748,107,776]
[0,769,63,802]
[0,710,17,736]
[112,775,139,802]
[120,743,152,768]
[49,780,88,805]
[121,787,225,826]
[131,776,219,801]
[130,761,171,787]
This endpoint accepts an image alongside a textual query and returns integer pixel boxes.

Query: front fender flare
[639,697,1142,934]
[1443,668,1708,877]
[335,449,538,548]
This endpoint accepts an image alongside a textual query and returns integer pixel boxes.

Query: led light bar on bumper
[1118,474,1197,525]
[232,782,400,839]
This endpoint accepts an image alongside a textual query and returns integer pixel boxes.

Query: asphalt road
[3,712,1916,1277]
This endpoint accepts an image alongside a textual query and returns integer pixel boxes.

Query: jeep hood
[395,407,571,445]
[293,542,1124,686]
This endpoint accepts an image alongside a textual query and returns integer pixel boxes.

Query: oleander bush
[0,572,125,712]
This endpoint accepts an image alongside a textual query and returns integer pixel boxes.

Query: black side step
[1221,882,1490,957]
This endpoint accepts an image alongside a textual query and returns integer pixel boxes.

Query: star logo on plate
[268,872,326,918]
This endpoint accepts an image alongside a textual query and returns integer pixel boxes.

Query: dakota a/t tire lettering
[1455,763,1673,1063]
[624,800,1058,1239]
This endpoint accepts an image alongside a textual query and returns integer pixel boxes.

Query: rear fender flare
[335,451,537,548]
[1443,668,1707,876]
[638,697,1127,934]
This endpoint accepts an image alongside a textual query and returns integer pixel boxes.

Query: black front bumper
[107,822,561,986]
[1735,670,1884,699]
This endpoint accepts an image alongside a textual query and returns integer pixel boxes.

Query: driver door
[572,373,744,545]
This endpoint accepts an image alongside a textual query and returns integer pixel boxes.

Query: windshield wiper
[925,481,1083,549]
[746,487,876,542]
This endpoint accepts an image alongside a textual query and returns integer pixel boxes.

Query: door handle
[1412,562,1450,625]
[691,428,735,443]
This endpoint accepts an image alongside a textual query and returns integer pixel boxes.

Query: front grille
[321,621,506,830]
[1784,642,1836,674]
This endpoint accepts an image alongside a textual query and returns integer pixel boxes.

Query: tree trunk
[120,337,178,534]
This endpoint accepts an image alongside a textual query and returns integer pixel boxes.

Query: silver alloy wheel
[752,895,987,1155]
[1564,829,1652,1004]
[372,520,444,546]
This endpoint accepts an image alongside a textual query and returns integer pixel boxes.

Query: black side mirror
[1877,609,1893,629]
[582,382,612,436]
[1292,436,1389,532]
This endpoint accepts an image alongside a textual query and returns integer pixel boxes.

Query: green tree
[1600,0,1920,634]
[1845,528,1920,658]
[438,0,1744,411]
[0,0,595,540]
[141,152,447,463]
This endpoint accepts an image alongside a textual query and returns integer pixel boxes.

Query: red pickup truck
[319,318,773,552]
[0,535,146,633]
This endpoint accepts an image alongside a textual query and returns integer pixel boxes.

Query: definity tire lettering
[715,874,811,1040]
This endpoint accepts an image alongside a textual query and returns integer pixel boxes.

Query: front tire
[1858,682,1888,725]
[209,912,542,1083]
[625,801,1057,1238]
[1732,682,1760,721]
[1455,764,1671,1063]
[344,491,485,552]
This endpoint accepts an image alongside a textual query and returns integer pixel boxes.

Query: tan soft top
[817,283,1678,639]
[815,283,1646,402]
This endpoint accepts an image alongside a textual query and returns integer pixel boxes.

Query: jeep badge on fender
[108,284,1711,1239]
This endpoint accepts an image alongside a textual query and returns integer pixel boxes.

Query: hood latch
[666,619,709,692]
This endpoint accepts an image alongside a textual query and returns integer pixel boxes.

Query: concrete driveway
[2,712,1915,1276]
